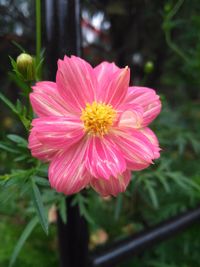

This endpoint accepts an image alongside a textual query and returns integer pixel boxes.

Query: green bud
[144,61,154,74]
[16,53,35,81]
[164,3,171,13]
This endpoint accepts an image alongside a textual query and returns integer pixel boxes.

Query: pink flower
[28,56,161,197]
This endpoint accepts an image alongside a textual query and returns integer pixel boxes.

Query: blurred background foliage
[0,0,200,266]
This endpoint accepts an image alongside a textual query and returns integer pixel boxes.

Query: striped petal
[30,116,84,151]
[94,62,130,108]
[56,55,97,113]
[28,129,57,161]
[117,103,144,129]
[86,136,126,180]
[140,127,161,159]
[30,81,69,117]
[112,129,156,170]
[91,169,131,197]
[125,87,161,126]
[49,140,90,195]
[94,62,119,89]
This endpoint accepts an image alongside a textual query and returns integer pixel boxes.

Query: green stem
[165,30,191,64]
[166,0,184,21]
[163,0,191,65]
[36,0,41,79]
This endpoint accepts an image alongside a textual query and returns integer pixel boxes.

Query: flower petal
[140,127,161,159]
[125,86,161,126]
[90,169,131,197]
[94,61,119,85]
[56,55,97,113]
[117,103,143,129]
[49,140,90,195]
[94,62,130,107]
[112,129,156,170]
[86,136,126,180]
[28,129,57,161]
[30,116,84,150]
[30,81,69,117]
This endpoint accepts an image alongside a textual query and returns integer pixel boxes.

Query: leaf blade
[31,178,49,234]
[9,217,38,267]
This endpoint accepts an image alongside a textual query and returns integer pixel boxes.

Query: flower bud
[16,53,35,81]
[144,61,154,74]
[164,3,172,13]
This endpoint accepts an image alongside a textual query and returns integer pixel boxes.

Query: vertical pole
[44,1,89,267]
[45,0,82,78]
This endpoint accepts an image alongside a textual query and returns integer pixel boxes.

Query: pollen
[81,101,116,136]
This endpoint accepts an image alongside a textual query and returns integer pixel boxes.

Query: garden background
[0,0,200,266]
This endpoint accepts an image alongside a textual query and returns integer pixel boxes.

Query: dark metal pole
[57,196,89,267]
[45,1,89,267]
[90,205,200,267]
[45,0,82,78]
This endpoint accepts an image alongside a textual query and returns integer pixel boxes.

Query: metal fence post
[45,1,89,266]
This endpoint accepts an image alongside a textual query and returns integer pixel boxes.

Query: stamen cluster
[81,101,116,136]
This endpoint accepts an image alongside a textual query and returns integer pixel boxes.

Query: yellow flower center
[81,101,116,136]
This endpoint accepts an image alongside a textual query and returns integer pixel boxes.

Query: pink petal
[49,140,90,195]
[112,129,156,170]
[94,62,130,108]
[117,103,144,129]
[30,81,70,117]
[94,62,119,85]
[28,129,57,161]
[56,55,97,113]
[86,136,126,180]
[140,127,161,159]
[30,116,84,150]
[90,169,131,197]
[125,86,161,126]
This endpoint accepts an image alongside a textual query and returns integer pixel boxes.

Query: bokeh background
[0,0,200,266]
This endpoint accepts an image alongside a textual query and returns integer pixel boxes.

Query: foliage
[0,0,200,267]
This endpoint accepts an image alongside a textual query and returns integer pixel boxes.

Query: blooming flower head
[28,56,161,197]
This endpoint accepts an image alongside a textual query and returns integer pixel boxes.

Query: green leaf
[31,178,49,234]
[0,92,17,114]
[7,134,28,147]
[9,56,17,70]
[9,72,31,96]
[180,176,200,192]
[37,164,48,176]
[14,155,28,162]
[0,143,19,154]
[145,180,159,209]
[166,172,188,190]
[33,176,49,187]
[114,194,123,221]
[59,197,67,224]
[9,217,38,267]
[0,93,30,130]
[155,173,171,193]
[11,40,26,52]
[190,137,200,154]
[72,194,94,224]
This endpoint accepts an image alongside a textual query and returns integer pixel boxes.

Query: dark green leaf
[7,134,28,147]
[59,197,67,224]
[9,217,38,267]
[0,143,19,154]
[11,41,26,52]
[31,178,49,234]
[33,176,49,187]
[0,92,17,114]
[114,194,123,221]
[145,180,159,209]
